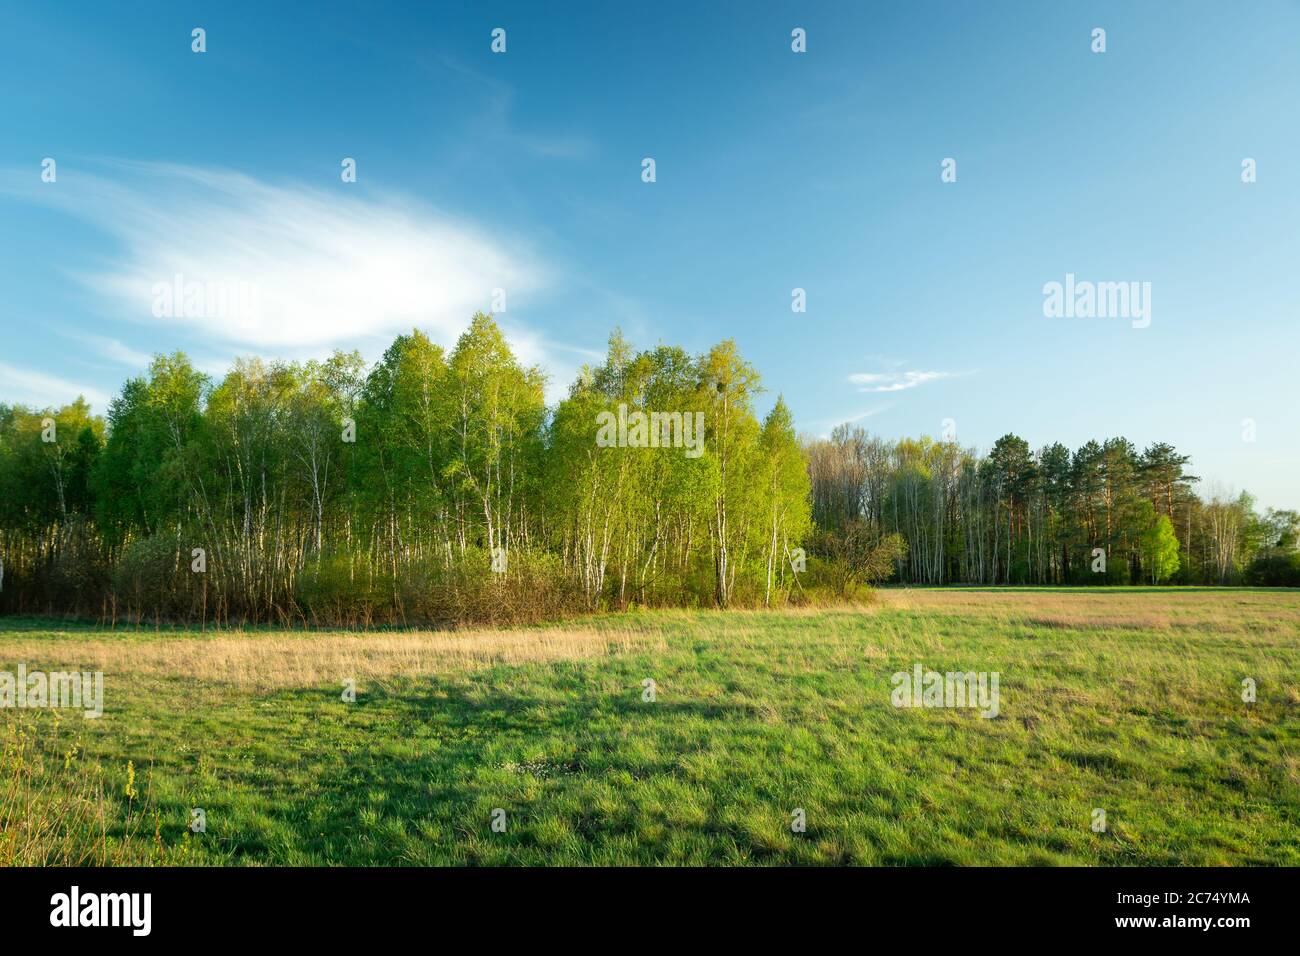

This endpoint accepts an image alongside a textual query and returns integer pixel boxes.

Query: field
[2,588,1297,866]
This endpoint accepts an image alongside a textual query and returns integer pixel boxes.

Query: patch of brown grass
[875,588,1300,634]
[0,625,660,692]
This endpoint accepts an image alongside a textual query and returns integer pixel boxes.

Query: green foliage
[758,396,812,605]
[1244,507,1300,585]
[1140,513,1181,583]
[804,424,1277,588]
[0,314,1291,622]
[112,536,195,620]
[0,316,815,622]
[809,522,907,597]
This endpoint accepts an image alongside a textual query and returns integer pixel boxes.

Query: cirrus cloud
[848,369,965,393]
[6,161,548,354]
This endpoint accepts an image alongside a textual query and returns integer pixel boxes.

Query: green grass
[2,588,1297,865]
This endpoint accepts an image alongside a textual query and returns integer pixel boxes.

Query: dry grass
[0,624,662,692]
[876,587,1300,633]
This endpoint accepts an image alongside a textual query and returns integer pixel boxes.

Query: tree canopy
[0,315,1293,624]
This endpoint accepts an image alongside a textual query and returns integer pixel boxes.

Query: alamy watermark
[595,404,705,459]
[50,886,150,936]
[0,664,103,718]
[152,274,260,322]
[891,662,1000,718]
[1042,273,1150,329]
[0,665,102,717]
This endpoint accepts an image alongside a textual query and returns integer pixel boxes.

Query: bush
[111,536,194,621]
[1246,551,1300,587]
[295,553,393,627]
[293,547,585,627]
[806,522,906,597]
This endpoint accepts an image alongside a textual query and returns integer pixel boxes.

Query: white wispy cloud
[6,161,549,354]
[0,362,109,410]
[848,369,964,393]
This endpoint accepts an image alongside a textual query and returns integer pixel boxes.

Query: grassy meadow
[2,588,1297,866]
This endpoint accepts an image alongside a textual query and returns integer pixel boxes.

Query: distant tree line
[1,314,1295,625]
[805,426,1299,587]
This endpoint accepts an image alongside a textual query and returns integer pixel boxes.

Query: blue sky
[1,1,1297,508]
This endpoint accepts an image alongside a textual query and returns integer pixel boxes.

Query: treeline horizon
[806,429,1298,589]
[1,314,1297,625]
